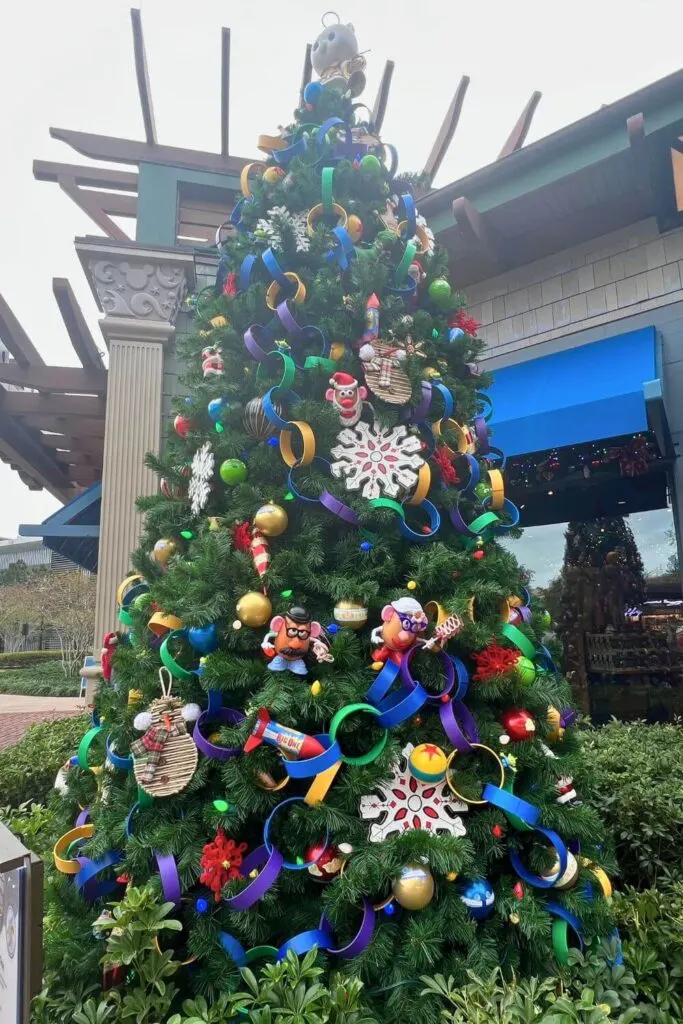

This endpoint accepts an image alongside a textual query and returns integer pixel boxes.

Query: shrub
[0,714,88,806]
[579,720,683,887]
[0,650,62,668]
[0,659,80,696]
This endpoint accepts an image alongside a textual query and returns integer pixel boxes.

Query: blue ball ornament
[460,879,495,921]
[196,898,209,914]
[303,81,323,104]
[360,541,373,552]
[186,623,219,655]
[208,397,228,423]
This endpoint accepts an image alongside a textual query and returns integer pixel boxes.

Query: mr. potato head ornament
[261,605,330,676]
[370,597,428,666]
[325,372,367,427]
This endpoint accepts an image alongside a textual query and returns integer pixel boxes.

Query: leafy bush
[0,713,88,806]
[0,660,80,696]
[579,720,683,887]
[0,650,62,668]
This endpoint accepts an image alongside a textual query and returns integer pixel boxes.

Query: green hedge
[580,719,683,888]
[0,660,79,696]
[0,714,88,807]
[0,650,62,668]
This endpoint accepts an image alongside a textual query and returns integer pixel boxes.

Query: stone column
[76,241,195,646]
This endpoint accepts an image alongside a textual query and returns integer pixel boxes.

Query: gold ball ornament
[310,680,322,696]
[406,580,418,591]
[392,863,435,910]
[253,503,289,537]
[333,599,368,630]
[509,912,520,925]
[152,538,178,567]
[541,850,579,890]
[236,591,273,627]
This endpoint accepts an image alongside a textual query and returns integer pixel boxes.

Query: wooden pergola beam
[39,433,105,456]
[299,44,313,106]
[371,60,395,134]
[58,176,131,241]
[0,363,107,395]
[0,295,45,366]
[33,160,138,191]
[23,415,106,438]
[0,399,72,499]
[627,112,654,208]
[452,196,501,266]
[221,27,231,156]
[423,75,471,184]
[2,392,105,418]
[52,279,105,369]
[50,127,247,175]
[497,90,542,160]
[130,8,157,146]
[54,450,98,467]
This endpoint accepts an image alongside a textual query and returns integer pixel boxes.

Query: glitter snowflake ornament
[330,421,424,500]
[360,743,467,842]
[255,206,310,253]
[189,442,215,515]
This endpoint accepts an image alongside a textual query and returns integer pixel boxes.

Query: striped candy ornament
[250,528,271,578]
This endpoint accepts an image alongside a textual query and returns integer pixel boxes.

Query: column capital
[75,238,196,342]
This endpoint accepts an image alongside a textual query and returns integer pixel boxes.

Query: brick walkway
[0,696,85,751]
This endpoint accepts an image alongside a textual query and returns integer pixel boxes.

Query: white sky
[0,0,679,576]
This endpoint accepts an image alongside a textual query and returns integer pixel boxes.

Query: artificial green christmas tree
[47,19,615,1023]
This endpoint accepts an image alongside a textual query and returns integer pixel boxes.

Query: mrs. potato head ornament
[370,597,428,667]
[261,605,329,676]
[325,371,367,427]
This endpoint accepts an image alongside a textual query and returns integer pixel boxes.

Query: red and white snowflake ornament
[330,421,424,500]
[359,743,467,842]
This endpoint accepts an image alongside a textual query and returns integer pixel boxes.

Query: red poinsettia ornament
[450,309,480,337]
[223,271,238,297]
[199,828,248,901]
[432,444,460,485]
[472,643,520,682]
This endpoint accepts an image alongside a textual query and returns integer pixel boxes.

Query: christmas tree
[48,19,615,1022]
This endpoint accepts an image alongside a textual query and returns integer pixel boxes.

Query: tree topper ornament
[330,421,424,500]
[261,605,330,675]
[360,743,467,842]
[371,597,428,667]
[310,13,366,97]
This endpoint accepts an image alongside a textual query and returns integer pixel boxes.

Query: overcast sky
[0,0,679,577]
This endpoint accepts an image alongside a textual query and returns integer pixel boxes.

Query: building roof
[420,67,683,285]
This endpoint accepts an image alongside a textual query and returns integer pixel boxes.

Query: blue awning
[489,326,670,457]
[19,482,101,573]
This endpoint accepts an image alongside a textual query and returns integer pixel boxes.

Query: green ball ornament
[474,482,493,501]
[541,609,552,629]
[515,656,536,685]
[428,278,452,309]
[219,459,248,486]
[359,154,382,176]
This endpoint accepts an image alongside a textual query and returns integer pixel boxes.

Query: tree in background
[0,581,36,652]
[32,571,97,676]
[46,20,613,1023]
[559,518,646,710]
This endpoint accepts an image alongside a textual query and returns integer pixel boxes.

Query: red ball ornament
[513,881,525,900]
[173,413,193,438]
[491,824,504,839]
[472,549,485,560]
[500,708,536,742]
[305,841,348,882]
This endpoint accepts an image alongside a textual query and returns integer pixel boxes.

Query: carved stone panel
[87,258,187,323]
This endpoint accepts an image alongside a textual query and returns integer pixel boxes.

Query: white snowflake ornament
[255,206,310,253]
[330,421,424,500]
[189,442,215,515]
[360,743,467,842]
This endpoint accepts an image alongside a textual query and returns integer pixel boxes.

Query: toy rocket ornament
[244,708,326,759]
[363,294,380,343]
